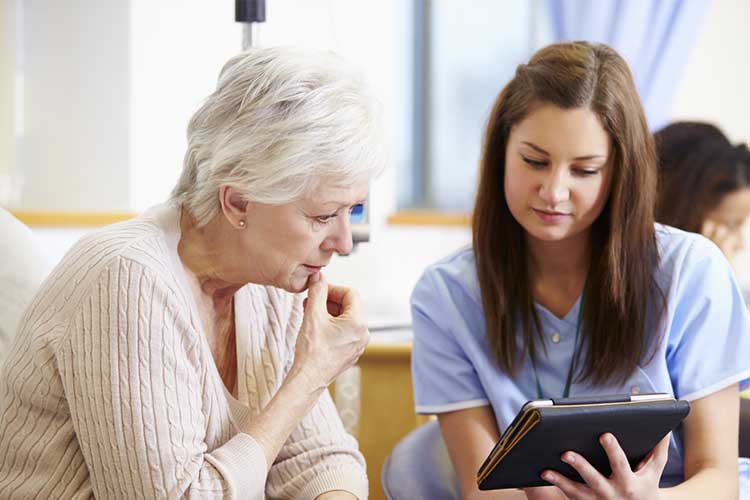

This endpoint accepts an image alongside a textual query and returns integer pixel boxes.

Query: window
[400,0,550,211]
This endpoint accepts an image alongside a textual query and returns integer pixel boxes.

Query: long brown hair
[655,121,750,233]
[473,42,665,385]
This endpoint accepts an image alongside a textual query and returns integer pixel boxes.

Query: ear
[219,185,250,229]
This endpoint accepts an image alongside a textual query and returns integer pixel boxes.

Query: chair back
[381,419,460,500]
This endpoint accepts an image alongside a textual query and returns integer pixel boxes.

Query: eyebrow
[320,198,367,210]
[521,141,607,161]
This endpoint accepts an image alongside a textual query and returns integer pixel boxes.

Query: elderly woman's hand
[289,273,370,393]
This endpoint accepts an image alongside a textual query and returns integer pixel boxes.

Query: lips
[533,208,570,216]
[532,208,571,223]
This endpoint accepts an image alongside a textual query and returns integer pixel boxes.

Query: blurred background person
[655,121,750,281]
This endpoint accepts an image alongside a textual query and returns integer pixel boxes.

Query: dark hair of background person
[655,121,750,233]
[472,41,666,386]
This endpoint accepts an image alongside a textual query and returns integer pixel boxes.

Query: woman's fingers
[322,283,368,347]
[643,433,670,476]
[634,450,653,472]
[326,299,342,316]
[599,433,632,478]
[304,272,328,312]
[701,219,716,239]
[293,275,372,388]
[559,451,611,497]
[720,232,741,256]
[541,469,593,500]
[702,219,739,255]
[712,225,731,248]
[543,434,669,500]
[327,284,363,319]
[326,283,353,305]
[304,275,350,317]
[302,298,339,315]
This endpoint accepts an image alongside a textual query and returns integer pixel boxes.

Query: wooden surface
[11,208,474,229]
[386,210,471,226]
[9,210,136,227]
[355,341,430,500]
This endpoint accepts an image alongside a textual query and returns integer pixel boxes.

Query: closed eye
[315,203,365,224]
[521,155,547,169]
[316,213,338,224]
[573,168,600,177]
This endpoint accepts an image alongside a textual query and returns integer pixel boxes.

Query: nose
[538,165,570,206]
[322,215,354,255]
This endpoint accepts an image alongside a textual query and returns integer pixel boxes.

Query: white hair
[171,46,387,226]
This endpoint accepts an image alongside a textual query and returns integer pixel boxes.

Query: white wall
[16,1,131,211]
[0,1,16,204]
[671,0,750,143]
[128,1,241,213]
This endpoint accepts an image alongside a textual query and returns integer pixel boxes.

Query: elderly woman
[0,47,385,499]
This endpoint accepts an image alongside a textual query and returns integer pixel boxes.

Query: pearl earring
[238,220,246,228]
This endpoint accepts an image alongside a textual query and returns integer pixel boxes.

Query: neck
[527,230,590,295]
[178,208,243,302]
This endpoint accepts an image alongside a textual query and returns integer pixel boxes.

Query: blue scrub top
[411,224,750,486]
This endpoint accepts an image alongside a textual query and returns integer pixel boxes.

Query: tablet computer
[476,393,690,490]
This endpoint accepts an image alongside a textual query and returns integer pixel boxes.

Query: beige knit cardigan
[0,203,367,499]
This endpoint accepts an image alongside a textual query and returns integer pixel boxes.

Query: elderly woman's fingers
[326,299,342,316]
[325,283,351,304]
[304,297,342,316]
[326,284,363,318]
[308,271,321,285]
[304,272,328,312]
[293,275,370,388]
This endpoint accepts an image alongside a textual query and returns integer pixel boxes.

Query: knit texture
[0,203,367,499]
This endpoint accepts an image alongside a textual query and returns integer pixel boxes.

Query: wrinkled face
[504,104,613,246]
[242,181,368,293]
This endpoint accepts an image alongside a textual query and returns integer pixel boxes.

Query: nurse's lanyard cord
[529,288,585,400]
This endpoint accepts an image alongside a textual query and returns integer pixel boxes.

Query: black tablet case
[477,395,690,490]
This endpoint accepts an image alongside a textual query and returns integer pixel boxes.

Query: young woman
[410,42,750,500]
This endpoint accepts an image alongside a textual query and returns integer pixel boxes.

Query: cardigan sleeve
[263,292,368,500]
[265,390,368,500]
[57,256,268,499]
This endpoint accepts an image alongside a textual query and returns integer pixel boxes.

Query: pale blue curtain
[547,0,710,130]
